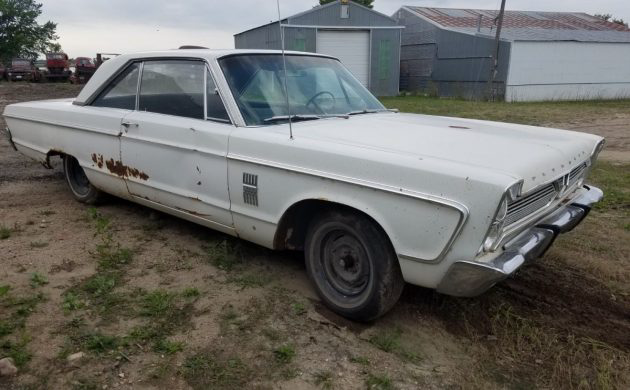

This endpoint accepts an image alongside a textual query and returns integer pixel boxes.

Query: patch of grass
[71,378,101,390]
[273,344,296,364]
[30,240,49,248]
[291,302,307,315]
[369,328,401,353]
[365,373,394,390]
[0,334,32,367]
[182,287,200,299]
[83,274,117,297]
[0,285,9,298]
[0,225,11,240]
[589,161,630,214]
[82,332,120,354]
[29,272,49,288]
[154,338,185,355]
[62,292,84,312]
[140,290,176,318]
[380,96,630,127]
[229,271,271,288]
[205,239,242,271]
[314,370,335,389]
[183,350,251,390]
[350,355,370,365]
[96,244,133,270]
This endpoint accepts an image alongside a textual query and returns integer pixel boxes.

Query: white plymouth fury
[3,49,604,320]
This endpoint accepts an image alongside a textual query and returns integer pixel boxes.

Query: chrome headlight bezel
[480,181,522,253]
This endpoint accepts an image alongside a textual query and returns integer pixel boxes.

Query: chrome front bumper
[437,185,603,297]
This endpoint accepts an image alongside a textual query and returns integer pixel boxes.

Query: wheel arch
[273,198,395,253]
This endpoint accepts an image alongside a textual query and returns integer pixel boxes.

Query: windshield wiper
[346,108,398,116]
[263,114,350,123]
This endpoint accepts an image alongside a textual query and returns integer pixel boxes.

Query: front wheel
[305,210,404,321]
[63,155,102,204]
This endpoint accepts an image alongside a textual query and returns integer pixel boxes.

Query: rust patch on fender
[91,153,104,169]
[104,158,149,180]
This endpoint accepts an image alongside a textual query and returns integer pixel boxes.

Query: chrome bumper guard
[437,185,603,297]
[4,126,18,151]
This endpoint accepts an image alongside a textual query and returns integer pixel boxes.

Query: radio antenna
[276,0,293,140]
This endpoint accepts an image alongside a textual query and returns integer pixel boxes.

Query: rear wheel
[63,155,102,204]
[305,210,404,321]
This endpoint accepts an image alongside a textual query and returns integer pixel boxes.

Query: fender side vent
[243,173,258,207]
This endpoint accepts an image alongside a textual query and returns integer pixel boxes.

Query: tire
[63,155,102,204]
[305,209,404,321]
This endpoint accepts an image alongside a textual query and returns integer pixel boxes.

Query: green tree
[594,13,628,27]
[320,0,374,9]
[0,0,58,61]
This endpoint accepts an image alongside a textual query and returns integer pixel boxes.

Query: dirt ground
[1,83,629,390]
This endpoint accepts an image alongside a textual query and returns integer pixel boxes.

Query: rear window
[92,62,140,110]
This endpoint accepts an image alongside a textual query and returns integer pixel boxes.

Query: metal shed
[394,7,630,101]
[234,0,403,96]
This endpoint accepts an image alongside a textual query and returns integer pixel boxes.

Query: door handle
[121,121,138,132]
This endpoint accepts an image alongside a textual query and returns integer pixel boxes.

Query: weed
[0,334,32,367]
[205,240,242,271]
[30,240,49,248]
[183,350,251,390]
[62,292,84,312]
[39,210,56,216]
[84,332,120,353]
[83,274,117,297]
[0,225,11,240]
[273,344,296,364]
[366,373,394,390]
[96,244,133,270]
[30,273,49,288]
[229,272,271,288]
[140,290,176,318]
[350,356,370,365]
[71,378,101,390]
[0,285,9,298]
[369,328,401,353]
[291,302,307,315]
[154,338,185,355]
[314,370,334,389]
[182,287,200,299]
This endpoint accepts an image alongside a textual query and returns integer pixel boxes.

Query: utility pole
[488,0,506,100]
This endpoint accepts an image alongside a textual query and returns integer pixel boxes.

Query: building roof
[403,7,630,43]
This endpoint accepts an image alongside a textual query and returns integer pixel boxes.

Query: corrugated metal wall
[234,1,401,96]
[395,8,511,100]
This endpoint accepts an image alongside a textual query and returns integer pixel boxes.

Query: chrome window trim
[228,153,469,264]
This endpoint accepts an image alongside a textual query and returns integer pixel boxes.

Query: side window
[92,62,140,110]
[139,60,204,119]
[206,69,231,123]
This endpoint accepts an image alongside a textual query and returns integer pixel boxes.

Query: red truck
[71,57,96,84]
[43,52,72,82]
[7,58,41,82]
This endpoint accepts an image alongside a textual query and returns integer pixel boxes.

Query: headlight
[480,182,522,253]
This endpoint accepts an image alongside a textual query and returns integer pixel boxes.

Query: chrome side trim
[228,153,469,264]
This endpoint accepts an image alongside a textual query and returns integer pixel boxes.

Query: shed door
[317,30,370,87]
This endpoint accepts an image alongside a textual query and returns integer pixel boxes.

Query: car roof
[74,49,335,106]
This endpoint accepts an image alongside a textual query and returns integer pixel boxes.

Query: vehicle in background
[0,62,6,80]
[43,52,71,82]
[71,57,97,84]
[7,58,41,82]
[95,53,120,68]
[34,59,47,73]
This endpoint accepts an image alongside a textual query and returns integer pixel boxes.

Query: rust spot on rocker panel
[105,158,149,180]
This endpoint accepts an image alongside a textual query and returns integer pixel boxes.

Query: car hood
[292,112,602,193]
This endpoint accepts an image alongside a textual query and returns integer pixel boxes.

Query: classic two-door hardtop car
[3,49,605,320]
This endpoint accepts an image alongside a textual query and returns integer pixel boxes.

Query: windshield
[12,60,30,67]
[219,54,385,126]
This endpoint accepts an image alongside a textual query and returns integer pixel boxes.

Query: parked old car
[7,58,41,82]
[2,50,604,321]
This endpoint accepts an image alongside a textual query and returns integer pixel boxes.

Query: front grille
[505,162,589,226]
[505,183,557,225]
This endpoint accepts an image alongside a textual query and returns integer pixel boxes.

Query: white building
[395,7,630,102]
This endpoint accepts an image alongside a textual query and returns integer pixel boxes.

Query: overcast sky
[38,0,630,58]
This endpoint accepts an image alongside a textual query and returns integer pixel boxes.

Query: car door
[79,62,142,198]
[119,59,234,231]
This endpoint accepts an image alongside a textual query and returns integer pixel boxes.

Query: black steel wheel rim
[320,229,371,297]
